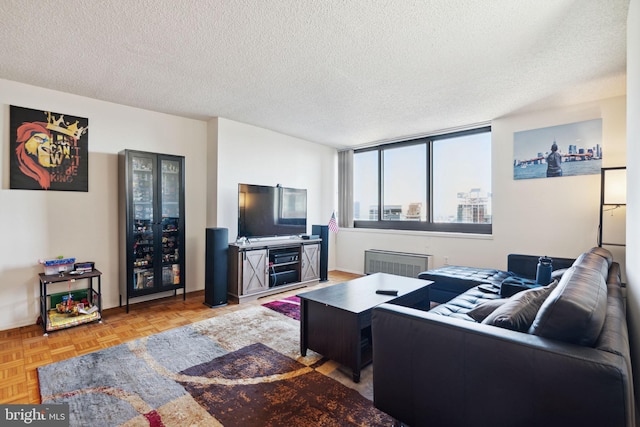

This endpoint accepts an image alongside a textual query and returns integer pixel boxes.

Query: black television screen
[238,183,307,239]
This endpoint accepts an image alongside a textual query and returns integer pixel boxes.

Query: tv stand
[228,237,321,303]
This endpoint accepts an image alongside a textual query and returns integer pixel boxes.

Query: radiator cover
[364,249,431,278]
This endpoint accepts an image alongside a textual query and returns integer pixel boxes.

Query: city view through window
[433,132,491,223]
[354,130,491,226]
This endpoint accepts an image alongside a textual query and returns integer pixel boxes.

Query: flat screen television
[237,183,307,239]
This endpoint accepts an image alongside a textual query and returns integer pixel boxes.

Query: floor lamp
[598,166,626,247]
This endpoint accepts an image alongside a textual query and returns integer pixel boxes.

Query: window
[353,150,378,221]
[383,144,427,221]
[433,132,492,225]
[353,127,491,234]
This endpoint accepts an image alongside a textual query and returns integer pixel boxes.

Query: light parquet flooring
[0,270,360,405]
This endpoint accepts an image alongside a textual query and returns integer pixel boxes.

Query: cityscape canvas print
[10,105,89,191]
[513,118,602,180]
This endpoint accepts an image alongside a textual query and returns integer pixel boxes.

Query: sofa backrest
[572,251,610,277]
[588,246,614,265]
[528,261,608,346]
[507,254,575,280]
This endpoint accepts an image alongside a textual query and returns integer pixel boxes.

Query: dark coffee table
[297,273,432,382]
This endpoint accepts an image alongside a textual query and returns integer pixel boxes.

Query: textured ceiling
[0,0,629,149]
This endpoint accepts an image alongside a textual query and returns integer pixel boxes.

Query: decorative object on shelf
[598,166,626,247]
[39,257,76,276]
[513,119,602,180]
[10,105,89,191]
[74,261,95,273]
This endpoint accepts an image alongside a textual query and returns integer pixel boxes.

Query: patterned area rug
[38,306,391,426]
[261,295,300,320]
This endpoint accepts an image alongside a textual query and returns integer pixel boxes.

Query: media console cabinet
[228,237,321,303]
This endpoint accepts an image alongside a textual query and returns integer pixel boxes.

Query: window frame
[353,126,492,234]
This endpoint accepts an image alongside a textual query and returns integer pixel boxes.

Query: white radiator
[364,249,432,278]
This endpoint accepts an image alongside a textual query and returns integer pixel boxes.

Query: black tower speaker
[312,224,329,282]
[204,227,228,307]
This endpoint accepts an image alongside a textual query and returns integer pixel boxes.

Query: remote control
[376,289,398,296]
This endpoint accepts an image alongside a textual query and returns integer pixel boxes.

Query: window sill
[338,227,493,240]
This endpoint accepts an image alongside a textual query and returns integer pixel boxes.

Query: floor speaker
[204,227,228,307]
[312,224,329,282]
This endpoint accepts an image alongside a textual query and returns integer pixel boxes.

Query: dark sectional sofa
[372,247,634,427]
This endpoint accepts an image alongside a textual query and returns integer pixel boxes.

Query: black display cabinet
[119,150,186,312]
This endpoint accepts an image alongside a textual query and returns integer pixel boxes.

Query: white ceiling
[0,0,629,149]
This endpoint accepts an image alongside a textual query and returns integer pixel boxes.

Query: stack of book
[74,261,94,274]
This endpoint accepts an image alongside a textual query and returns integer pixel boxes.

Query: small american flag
[328,212,339,233]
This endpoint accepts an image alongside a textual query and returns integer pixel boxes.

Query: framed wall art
[513,118,602,180]
[10,105,89,191]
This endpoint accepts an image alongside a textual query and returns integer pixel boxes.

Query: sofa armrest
[372,303,633,427]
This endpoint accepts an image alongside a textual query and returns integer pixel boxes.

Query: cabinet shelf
[46,309,101,332]
[271,261,298,268]
[39,270,102,335]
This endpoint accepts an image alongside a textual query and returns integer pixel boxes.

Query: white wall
[624,0,640,419]
[0,79,208,330]
[0,80,630,354]
[0,80,339,331]
[206,117,219,227]
[215,118,338,268]
[335,96,627,276]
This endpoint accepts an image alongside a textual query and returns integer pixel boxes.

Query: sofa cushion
[529,265,607,346]
[481,281,557,331]
[428,286,502,321]
[418,266,512,301]
[467,298,508,322]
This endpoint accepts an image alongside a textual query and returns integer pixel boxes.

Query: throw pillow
[482,280,558,332]
[467,299,508,322]
[529,266,607,346]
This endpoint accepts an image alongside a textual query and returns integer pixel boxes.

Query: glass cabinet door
[131,155,155,290]
[121,149,185,312]
[160,158,181,287]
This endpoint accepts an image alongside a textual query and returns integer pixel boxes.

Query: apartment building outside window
[353,126,492,234]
